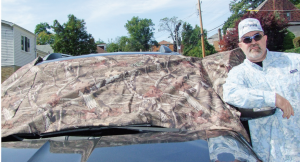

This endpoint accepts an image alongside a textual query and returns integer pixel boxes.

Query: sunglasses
[241,33,263,44]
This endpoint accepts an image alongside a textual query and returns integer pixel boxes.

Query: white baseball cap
[238,18,264,38]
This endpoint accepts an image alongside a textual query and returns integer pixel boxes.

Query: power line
[181,12,197,21]
[207,23,225,33]
[204,11,231,27]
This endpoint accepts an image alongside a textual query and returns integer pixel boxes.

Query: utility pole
[197,0,205,57]
[174,22,181,52]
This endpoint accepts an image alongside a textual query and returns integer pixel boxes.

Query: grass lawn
[284,47,300,54]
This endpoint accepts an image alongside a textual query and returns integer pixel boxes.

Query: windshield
[2,130,261,162]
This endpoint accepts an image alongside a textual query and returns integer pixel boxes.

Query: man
[223,18,300,161]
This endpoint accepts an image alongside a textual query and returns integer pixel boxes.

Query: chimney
[218,28,222,41]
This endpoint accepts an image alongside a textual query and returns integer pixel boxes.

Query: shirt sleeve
[223,67,276,109]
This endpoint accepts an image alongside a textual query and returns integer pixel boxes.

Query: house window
[21,36,30,52]
[287,12,291,20]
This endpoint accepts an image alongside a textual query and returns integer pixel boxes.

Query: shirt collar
[244,49,270,71]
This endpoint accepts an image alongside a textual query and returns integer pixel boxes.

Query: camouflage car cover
[1,48,247,140]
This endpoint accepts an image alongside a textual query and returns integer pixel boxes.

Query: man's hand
[275,93,294,119]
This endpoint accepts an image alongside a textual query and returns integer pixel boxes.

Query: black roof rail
[43,53,72,61]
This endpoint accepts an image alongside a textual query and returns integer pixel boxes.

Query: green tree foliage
[222,13,243,35]
[283,30,296,50]
[106,36,131,52]
[158,16,183,42]
[106,38,120,52]
[35,22,55,45]
[124,16,158,51]
[95,38,105,44]
[229,0,264,14]
[37,31,55,45]
[182,23,216,58]
[51,14,97,56]
[289,0,300,5]
[223,0,264,34]
[295,3,300,9]
[34,22,51,35]
[219,12,289,52]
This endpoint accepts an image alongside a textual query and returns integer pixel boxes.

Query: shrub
[283,30,295,50]
[293,37,300,48]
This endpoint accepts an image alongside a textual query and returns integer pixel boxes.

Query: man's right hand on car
[275,93,294,119]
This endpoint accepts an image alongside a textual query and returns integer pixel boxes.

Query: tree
[106,38,120,52]
[158,17,183,42]
[289,0,300,5]
[219,12,289,52]
[34,22,51,35]
[36,31,55,45]
[219,29,239,51]
[34,22,55,45]
[222,0,264,34]
[229,0,264,15]
[222,13,243,35]
[125,16,158,51]
[106,36,131,52]
[51,14,97,56]
[95,38,105,44]
[182,23,216,58]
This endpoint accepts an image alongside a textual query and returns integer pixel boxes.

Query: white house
[1,20,37,82]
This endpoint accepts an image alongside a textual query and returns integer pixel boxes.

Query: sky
[1,0,233,43]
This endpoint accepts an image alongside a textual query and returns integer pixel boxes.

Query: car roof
[37,51,181,65]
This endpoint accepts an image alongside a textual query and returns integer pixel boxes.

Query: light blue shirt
[223,50,300,161]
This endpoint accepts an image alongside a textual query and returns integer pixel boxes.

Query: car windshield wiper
[2,125,180,142]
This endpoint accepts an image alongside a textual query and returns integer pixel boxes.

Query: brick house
[255,0,300,37]
[152,40,174,52]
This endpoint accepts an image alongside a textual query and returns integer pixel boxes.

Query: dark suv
[1,46,265,161]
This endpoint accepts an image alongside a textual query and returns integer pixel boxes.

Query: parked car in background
[2,46,265,161]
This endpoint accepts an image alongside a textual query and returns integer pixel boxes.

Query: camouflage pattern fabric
[1,49,248,141]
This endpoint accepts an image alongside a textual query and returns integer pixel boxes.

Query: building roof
[36,45,54,54]
[97,46,107,53]
[1,20,35,35]
[208,33,219,40]
[255,0,268,10]
[158,40,172,45]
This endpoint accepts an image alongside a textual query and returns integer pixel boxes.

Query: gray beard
[247,45,262,59]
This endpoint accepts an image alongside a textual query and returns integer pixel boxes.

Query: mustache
[248,44,261,51]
